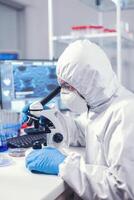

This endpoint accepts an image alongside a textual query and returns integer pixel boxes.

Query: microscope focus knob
[32,141,42,149]
[52,133,63,143]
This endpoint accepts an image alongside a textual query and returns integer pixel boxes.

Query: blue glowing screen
[12,61,59,99]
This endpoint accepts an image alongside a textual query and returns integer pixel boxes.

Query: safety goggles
[58,78,75,91]
[58,78,90,111]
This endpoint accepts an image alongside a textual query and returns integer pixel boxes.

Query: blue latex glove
[25,147,66,175]
[20,103,51,125]
[20,103,30,125]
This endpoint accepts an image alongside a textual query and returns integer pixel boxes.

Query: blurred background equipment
[0,60,62,112]
[0,109,20,152]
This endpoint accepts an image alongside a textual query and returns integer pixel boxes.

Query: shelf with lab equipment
[52,32,134,46]
[52,32,134,47]
[50,0,134,45]
[48,0,134,90]
[52,32,118,44]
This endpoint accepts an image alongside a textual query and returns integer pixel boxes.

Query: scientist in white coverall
[25,40,134,199]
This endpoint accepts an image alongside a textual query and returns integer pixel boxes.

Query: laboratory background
[0,0,134,110]
[0,0,134,199]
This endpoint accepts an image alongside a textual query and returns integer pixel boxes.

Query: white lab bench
[0,147,85,200]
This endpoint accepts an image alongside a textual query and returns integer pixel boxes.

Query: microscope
[24,86,64,145]
[7,86,65,149]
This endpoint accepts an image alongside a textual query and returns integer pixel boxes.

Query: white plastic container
[71,25,104,36]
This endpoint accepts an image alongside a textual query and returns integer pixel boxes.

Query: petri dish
[0,154,13,167]
[8,148,26,157]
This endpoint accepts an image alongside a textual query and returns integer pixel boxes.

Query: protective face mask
[60,89,88,114]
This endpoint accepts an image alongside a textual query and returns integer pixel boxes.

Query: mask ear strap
[85,105,90,118]
[78,92,90,111]
[87,105,90,112]
[76,90,90,113]
[79,92,85,99]
[78,93,90,109]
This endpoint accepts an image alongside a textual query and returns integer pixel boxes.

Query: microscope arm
[27,86,61,127]
[28,86,61,117]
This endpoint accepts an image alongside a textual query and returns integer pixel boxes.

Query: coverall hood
[57,40,120,110]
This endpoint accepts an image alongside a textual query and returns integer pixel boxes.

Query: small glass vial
[8,148,26,157]
[0,126,8,152]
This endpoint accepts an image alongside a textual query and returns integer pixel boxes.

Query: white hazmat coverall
[47,40,134,199]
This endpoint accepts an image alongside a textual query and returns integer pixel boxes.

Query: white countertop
[0,147,85,200]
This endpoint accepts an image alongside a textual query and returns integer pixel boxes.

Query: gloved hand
[20,103,50,125]
[25,147,66,175]
[20,103,30,125]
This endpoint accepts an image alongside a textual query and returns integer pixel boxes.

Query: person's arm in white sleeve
[59,105,134,199]
[63,112,88,147]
